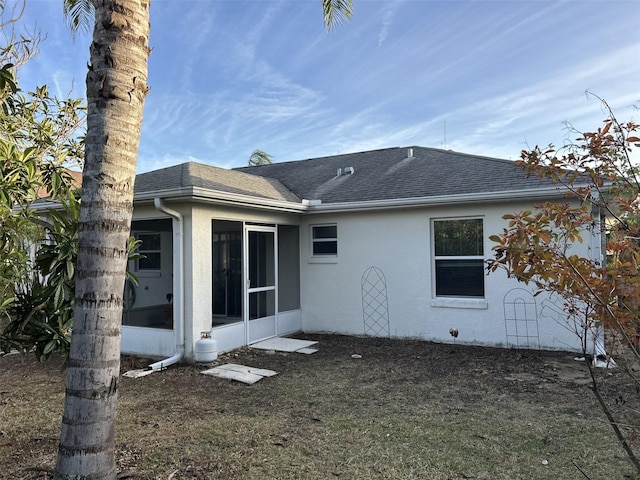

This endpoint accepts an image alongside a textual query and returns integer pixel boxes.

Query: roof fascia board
[134,186,308,213]
[134,185,587,214]
[305,187,575,213]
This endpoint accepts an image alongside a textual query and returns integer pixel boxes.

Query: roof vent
[407,148,414,158]
[337,166,354,177]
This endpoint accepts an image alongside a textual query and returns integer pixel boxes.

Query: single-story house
[122,146,604,364]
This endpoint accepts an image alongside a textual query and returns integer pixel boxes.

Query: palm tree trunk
[55,1,149,478]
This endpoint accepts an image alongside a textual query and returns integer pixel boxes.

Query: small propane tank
[194,331,218,363]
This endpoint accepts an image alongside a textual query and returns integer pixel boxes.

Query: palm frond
[322,0,353,31]
[62,0,94,36]
[248,149,273,166]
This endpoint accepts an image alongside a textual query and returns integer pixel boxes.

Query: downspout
[148,197,185,371]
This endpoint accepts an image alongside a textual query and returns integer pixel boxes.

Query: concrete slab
[122,369,155,378]
[250,337,318,353]
[296,347,319,355]
[201,363,277,385]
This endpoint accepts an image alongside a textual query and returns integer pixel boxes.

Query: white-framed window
[433,218,484,298]
[311,224,337,256]
[136,232,162,271]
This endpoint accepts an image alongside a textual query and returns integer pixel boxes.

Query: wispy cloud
[377,0,403,46]
[16,0,639,173]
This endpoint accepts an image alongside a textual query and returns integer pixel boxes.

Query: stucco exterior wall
[299,201,598,352]
[124,196,601,359]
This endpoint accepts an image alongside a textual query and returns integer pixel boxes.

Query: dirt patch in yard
[1,334,639,479]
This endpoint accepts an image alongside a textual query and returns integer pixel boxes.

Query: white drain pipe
[148,197,185,371]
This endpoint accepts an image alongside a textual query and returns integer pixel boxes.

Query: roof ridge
[235,146,516,170]
[234,146,407,169]
[410,146,516,163]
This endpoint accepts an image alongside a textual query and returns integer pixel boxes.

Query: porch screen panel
[212,220,243,322]
[123,218,174,329]
[278,225,300,311]
[248,231,275,288]
[249,290,276,320]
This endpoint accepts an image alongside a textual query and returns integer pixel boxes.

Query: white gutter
[147,197,185,371]
[134,182,602,216]
[305,186,580,213]
[134,186,308,213]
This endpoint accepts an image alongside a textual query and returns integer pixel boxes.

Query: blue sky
[17,0,640,173]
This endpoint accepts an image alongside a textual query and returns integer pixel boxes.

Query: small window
[433,218,484,297]
[312,224,337,256]
[137,233,162,271]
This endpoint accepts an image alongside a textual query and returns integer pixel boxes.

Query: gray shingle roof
[134,147,564,207]
[234,146,560,203]
[135,162,301,203]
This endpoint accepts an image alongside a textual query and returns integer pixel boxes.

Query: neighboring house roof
[134,161,301,203]
[234,146,562,204]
